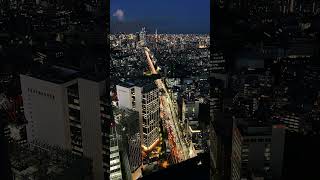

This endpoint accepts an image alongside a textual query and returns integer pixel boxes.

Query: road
[144,47,192,162]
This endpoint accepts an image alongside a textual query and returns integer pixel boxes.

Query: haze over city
[110,0,210,34]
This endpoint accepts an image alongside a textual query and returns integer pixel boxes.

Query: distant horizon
[110,31,210,35]
[110,0,210,34]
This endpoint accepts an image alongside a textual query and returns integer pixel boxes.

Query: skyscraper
[208,77,232,180]
[231,121,285,180]
[155,29,159,43]
[139,27,147,46]
[113,107,143,180]
[116,81,160,150]
[20,65,112,180]
[212,48,226,74]
[110,125,123,180]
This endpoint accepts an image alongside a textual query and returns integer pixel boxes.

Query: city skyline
[110,0,210,34]
[2,0,320,180]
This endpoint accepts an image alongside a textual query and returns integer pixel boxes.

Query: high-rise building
[113,107,143,180]
[155,29,158,43]
[110,125,123,180]
[209,77,233,180]
[273,112,301,133]
[231,120,285,180]
[116,81,160,150]
[279,0,296,14]
[230,0,284,15]
[209,78,224,116]
[139,27,146,46]
[211,46,228,88]
[212,51,226,73]
[127,133,143,179]
[298,0,317,15]
[20,65,112,180]
[229,0,319,16]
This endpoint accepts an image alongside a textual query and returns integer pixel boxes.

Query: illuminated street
[144,47,194,162]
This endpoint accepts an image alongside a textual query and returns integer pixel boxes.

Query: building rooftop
[236,118,273,136]
[141,82,157,93]
[26,64,106,84]
[118,79,157,93]
[118,81,135,88]
[140,153,210,180]
[27,65,80,84]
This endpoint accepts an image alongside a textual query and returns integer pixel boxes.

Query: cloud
[113,9,125,21]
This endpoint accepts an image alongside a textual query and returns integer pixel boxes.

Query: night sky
[110,0,210,34]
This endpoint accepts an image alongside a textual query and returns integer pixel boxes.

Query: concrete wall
[117,85,132,109]
[20,74,71,149]
[78,78,104,180]
[271,125,285,180]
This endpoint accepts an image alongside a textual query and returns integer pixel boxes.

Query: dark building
[0,110,12,179]
[209,77,233,180]
[9,142,92,180]
[140,153,210,180]
[231,120,285,180]
[282,132,320,179]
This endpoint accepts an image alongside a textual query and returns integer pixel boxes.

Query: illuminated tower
[155,29,158,43]
[139,27,146,46]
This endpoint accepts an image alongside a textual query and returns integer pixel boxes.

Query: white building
[20,65,111,180]
[116,81,160,150]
